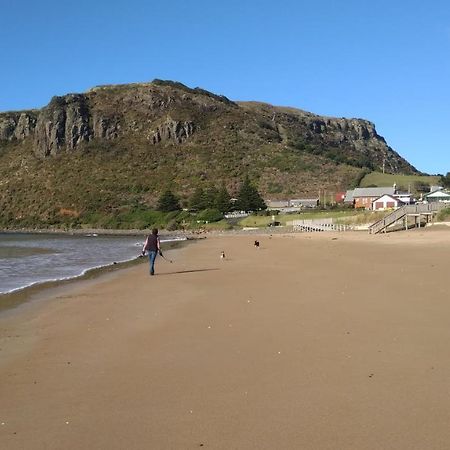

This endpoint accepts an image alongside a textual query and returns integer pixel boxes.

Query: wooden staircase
[369,203,446,234]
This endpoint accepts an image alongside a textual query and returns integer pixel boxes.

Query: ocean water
[0,233,183,295]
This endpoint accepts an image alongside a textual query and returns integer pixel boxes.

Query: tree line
[157,177,266,214]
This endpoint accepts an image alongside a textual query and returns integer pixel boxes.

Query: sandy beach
[1,229,450,449]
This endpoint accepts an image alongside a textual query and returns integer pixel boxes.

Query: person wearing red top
[142,228,161,276]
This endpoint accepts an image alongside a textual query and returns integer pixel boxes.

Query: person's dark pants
[148,250,157,275]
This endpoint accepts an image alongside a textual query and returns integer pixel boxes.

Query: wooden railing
[290,219,353,232]
[369,203,446,234]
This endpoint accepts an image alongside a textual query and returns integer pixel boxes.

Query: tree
[157,189,180,212]
[203,185,219,209]
[189,187,206,211]
[189,185,219,211]
[235,176,266,212]
[413,180,430,193]
[214,185,231,214]
[440,172,450,189]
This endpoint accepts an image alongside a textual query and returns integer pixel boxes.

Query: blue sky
[1,0,449,174]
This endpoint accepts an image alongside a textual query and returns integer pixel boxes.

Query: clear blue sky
[1,0,449,174]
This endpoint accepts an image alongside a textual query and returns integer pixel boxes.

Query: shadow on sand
[158,268,220,276]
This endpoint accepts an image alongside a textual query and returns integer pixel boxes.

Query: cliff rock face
[30,83,203,155]
[34,95,92,157]
[0,112,37,141]
[151,118,195,144]
[243,102,412,174]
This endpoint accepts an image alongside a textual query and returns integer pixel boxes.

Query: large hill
[0,80,418,228]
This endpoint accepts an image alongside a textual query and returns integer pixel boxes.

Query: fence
[288,218,353,232]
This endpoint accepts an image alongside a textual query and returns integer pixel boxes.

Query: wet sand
[1,229,450,449]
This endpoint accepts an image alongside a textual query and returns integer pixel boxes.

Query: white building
[372,194,405,211]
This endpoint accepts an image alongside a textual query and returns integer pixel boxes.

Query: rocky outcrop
[305,117,380,141]
[151,118,195,144]
[31,87,197,156]
[305,117,406,172]
[33,95,92,157]
[93,115,119,140]
[0,112,37,141]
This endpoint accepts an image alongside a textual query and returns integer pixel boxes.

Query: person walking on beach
[142,228,161,276]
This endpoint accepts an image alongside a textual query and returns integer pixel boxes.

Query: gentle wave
[0,234,186,296]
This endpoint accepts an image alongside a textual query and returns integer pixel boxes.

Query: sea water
[0,233,183,295]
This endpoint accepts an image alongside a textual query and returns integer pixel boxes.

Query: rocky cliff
[0,111,37,141]
[0,80,415,175]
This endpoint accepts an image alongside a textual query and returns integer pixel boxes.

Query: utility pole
[382,158,385,174]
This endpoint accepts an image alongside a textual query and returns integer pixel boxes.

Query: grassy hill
[0,80,420,229]
[360,172,440,194]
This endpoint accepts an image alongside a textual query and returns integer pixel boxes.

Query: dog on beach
[254,240,260,248]
[220,251,226,259]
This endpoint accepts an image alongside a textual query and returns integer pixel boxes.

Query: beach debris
[106,318,110,321]
[65,421,70,425]
[207,326,211,329]
[368,373,374,378]
[331,238,338,240]
[1,422,5,425]
[277,351,281,355]
[189,410,193,414]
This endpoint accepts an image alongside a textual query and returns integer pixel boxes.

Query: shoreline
[0,228,198,237]
[0,238,191,315]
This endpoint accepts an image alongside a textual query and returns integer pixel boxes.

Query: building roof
[372,194,405,204]
[425,190,450,198]
[344,189,354,202]
[290,198,319,207]
[266,200,289,208]
[353,187,395,198]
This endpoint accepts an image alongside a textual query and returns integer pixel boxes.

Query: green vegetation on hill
[360,172,439,193]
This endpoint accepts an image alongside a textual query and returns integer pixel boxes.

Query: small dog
[220,251,226,259]
[254,240,260,248]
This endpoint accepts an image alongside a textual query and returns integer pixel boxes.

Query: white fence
[288,218,353,232]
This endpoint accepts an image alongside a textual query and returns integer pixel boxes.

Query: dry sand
[1,229,450,449]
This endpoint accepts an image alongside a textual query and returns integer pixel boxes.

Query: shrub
[196,208,223,223]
